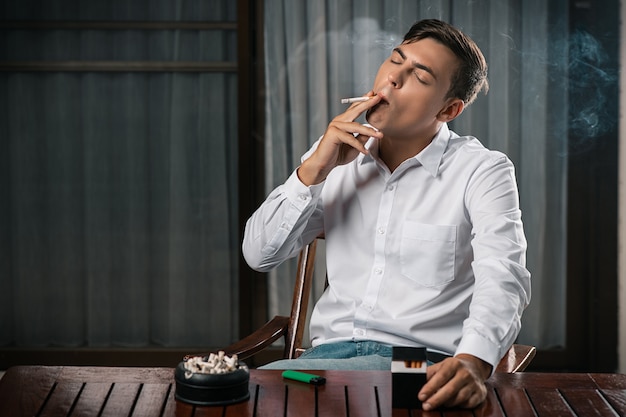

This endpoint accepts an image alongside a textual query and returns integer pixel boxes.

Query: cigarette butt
[341,96,370,104]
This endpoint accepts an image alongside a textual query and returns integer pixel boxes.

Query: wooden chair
[223,239,536,372]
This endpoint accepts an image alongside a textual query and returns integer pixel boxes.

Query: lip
[365,92,389,127]
[375,91,389,104]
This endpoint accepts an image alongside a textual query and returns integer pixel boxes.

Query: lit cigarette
[341,96,370,104]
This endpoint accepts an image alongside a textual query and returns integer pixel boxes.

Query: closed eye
[390,48,404,64]
[414,71,428,84]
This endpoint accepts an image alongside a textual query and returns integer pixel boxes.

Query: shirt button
[374,268,383,275]
[387,185,395,191]
[377,227,385,234]
[353,328,366,336]
[298,194,308,201]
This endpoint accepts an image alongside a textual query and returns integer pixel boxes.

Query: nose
[387,68,402,88]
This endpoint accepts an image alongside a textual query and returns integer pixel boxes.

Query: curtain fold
[263,0,569,349]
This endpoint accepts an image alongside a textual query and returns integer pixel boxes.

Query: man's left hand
[417,354,492,410]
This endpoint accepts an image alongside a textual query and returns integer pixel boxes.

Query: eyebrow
[393,47,437,80]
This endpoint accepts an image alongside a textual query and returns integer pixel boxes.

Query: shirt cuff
[284,168,324,208]
[455,332,501,375]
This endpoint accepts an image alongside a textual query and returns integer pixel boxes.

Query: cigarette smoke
[555,29,618,148]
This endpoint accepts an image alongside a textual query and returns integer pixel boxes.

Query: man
[242,19,531,410]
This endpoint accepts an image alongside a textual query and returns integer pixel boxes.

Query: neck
[378,127,440,172]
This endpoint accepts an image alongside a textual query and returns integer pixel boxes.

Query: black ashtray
[174,354,250,406]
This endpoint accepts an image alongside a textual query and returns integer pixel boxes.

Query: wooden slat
[99,382,141,417]
[222,383,261,417]
[470,386,506,417]
[600,389,626,415]
[526,388,576,416]
[489,372,598,390]
[326,370,391,417]
[60,366,174,383]
[376,385,393,417]
[317,384,349,417]
[162,383,178,416]
[131,383,173,417]
[591,374,626,389]
[0,366,60,416]
[561,389,620,417]
[494,387,537,417]
[70,382,113,416]
[39,381,83,417]
[251,382,286,417]
[344,383,383,417]
[284,383,316,417]
[223,398,257,417]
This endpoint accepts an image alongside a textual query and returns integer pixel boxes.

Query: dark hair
[403,19,489,105]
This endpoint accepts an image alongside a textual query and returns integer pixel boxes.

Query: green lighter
[281,370,326,385]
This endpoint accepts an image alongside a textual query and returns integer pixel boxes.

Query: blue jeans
[259,341,393,370]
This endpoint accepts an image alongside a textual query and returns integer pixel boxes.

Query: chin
[365,109,383,130]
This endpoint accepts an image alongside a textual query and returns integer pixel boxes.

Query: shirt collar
[416,123,450,177]
[360,123,451,178]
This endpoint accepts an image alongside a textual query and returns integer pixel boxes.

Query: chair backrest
[283,238,318,359]
[284,237,536,372]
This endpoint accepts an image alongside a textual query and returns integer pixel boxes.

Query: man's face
[366,38,460,141]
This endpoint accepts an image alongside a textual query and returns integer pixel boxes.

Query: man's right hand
[297,92,383,186]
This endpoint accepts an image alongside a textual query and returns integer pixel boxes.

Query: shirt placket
[352,179,396,338]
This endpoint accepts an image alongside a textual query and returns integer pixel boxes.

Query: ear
[437,98,464,122]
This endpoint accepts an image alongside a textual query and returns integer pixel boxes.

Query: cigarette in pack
[404,360,424,369]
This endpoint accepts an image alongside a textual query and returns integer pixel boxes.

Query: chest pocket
[400,222,456,287]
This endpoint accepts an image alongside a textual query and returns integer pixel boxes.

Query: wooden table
[1,366,625,416]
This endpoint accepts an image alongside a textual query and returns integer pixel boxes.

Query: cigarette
[341,96,370,104]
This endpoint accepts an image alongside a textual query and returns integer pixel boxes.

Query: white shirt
[242,123,531,369]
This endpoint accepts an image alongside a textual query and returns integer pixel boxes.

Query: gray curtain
[263,0,574,349]
[0,0,239,348]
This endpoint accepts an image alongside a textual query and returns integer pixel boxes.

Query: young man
[242,19,531,410]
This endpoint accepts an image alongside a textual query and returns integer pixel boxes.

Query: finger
[339,131,371,154]
[320,126,369,158]
[420,362,488,410]
[441,384,473,408]
[331,121,383,139]
[444,384,487,410]
[419,361,460,410]
[419,362,453,400]
[459,380,488,409]
[420,376,461,411]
